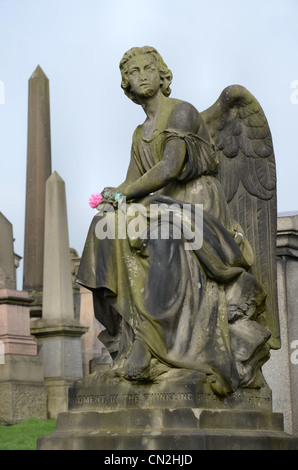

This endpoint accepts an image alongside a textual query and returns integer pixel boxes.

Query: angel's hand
[101,187,117,199]
[98,190,124,210]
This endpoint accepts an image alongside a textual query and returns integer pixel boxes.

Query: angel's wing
[201,85,280,349]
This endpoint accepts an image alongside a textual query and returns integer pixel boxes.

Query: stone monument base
[0,355,47,425]
[44,377,78,420]
[31,319,88,419]
[0,289,47,424]
[37,408,298,450]
[37,370,298,450]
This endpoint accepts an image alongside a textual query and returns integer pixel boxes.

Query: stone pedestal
[0,289,47,424]
[37,373,298,450]
[31,320,87,419]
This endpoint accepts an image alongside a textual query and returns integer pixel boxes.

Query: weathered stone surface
[42,172,74,320]
[23,65,52,312]
[0,289,47,424]
[30,171,87,418]
[0,289,36,355]
[78,47,279,398]
[263,213,298,436]
[31,323,87,378]
[0,213,16,289]
[0,381,47,425]
[37,405,298,450]
[37,427,298,450]
[79,286,110,376]
[43,378,75,420]
[68,375,273,413]
[36,372,298,450]
[0,346,47,424]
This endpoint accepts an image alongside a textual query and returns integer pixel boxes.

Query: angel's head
[119,46,173,103]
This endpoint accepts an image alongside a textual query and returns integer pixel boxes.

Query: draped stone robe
[77,102,270,396]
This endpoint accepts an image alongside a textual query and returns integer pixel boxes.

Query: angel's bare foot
[123,340,151,380]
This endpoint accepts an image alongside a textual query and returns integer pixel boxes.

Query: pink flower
[89,192,103,208]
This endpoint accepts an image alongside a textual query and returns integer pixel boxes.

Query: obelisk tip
[30,65,48,80]
[48,171,64,183]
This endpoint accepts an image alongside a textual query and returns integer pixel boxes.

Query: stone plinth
[38,409,298,450]
[0,289,37,355]
[31,319,87,420]
[37,374,298,450]
[0,289,47,424]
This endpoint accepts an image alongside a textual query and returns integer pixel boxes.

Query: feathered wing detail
[201,85,280,349]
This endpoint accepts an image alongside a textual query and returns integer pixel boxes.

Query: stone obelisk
[42,172,75,320]
[31,172,87,419]
[23,65,52,316]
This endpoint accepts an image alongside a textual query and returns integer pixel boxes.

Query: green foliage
[0,418,56,450]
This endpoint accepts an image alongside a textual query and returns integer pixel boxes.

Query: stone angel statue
[77,46,279,397]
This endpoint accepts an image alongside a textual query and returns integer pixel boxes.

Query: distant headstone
[23,65,52,315]
[0,215,47,425]
[0,212,16,289]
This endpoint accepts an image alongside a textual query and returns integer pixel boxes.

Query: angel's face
[127,54,161,99]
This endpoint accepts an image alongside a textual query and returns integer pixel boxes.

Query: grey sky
[0,0,297,289]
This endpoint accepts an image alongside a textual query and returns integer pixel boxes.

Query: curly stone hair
[119,46,173,103]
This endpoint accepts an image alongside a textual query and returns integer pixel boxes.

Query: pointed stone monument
[31,172,87,419]
[23,65,52,316]
[0,213,47,424]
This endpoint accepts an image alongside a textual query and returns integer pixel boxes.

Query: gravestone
[0,213,47,424]
[23,65,52,317]
[0,213,16,290]
[31,172,87,419]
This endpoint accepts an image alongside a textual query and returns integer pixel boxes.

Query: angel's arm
[123,102,200,201]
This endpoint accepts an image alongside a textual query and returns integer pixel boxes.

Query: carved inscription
[69,390,270,409]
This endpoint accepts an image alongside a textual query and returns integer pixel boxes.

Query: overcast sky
[0,0,298,289]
